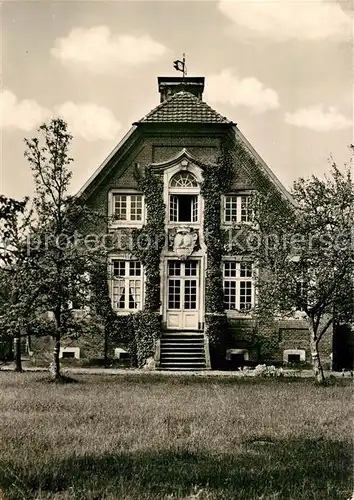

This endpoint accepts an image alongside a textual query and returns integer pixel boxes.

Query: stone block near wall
[60,347,80,359]
[283,349,306,364]
[278,319,333,369]
[114,347,129,359]
[279,326,310,363]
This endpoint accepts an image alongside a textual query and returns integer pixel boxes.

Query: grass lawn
[0,373,352,500]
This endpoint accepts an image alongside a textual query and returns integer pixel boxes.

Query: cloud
[55,102,121,141]
[51,26,167,73]
[204,69,279,113]
[285,105,352,132]
[218,0,351,41]
[0,90,121,141]
[0,90,50,131]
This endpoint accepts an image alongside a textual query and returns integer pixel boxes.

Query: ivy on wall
[201,137,233,367]
[133,311,161,366]
[110,311,160,367]
[89,261,118,365]
[223,133,296,364]
[112,165,165,365]
[133,166,165,312]
[228,318,280,363]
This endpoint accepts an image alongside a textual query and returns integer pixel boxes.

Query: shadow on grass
[47,374,79,385]
[59,372,353,388]
[0,437,352,500]
[30,374,81,385]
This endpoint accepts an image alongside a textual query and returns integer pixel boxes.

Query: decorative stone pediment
[149,148,216,174]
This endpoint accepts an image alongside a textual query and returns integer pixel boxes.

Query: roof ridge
[136,90,233,124]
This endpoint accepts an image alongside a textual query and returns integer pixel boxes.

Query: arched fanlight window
[170,171,198,188]
[169,171,199,222]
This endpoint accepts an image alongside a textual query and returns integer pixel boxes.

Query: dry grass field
[0,372,352,500]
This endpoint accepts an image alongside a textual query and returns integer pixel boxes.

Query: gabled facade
[78,76,333,370]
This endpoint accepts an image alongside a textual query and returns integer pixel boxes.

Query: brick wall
[85,130,228,224]
[29,333,120,364]
[230,165,254,190]
[227,317,333,367]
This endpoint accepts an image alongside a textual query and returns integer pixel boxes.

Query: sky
[0,0,352,200]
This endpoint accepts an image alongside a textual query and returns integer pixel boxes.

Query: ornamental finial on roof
[173,53,187,78]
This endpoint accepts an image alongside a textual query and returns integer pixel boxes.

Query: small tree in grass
[24,118,105,381]
[250,160,354,383]
[0,195,33,371]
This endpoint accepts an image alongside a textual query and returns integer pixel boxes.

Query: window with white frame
[223,195,252,224]
[111,193,143,222]
[169,195,198,222]
[223,261,254,311]
[169,171,199,223]
[111,260,142,310]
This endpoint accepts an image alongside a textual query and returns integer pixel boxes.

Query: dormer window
[169,171,199,223]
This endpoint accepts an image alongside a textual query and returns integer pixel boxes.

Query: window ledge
[226,310,254,319]
[222,222,255,228]
[108,222,144,229]
[113,310,141,315]
[168,222,200,227]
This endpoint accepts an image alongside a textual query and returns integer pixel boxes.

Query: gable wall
[85,128,260,226]
[230,165,254,190]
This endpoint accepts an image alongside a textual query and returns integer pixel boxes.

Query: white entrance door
[166,260,199,330]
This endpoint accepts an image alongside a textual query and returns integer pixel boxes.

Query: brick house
[76,75,333,370]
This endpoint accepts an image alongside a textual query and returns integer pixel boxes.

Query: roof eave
[133,120,235,126]
[234,126,294,205]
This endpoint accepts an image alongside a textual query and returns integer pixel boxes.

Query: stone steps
[159,331,208,371]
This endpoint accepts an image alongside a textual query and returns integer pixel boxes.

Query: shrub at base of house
[205,313,228,369]
[0,338,14,362]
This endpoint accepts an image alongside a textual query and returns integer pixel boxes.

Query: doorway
[165,260,200,329]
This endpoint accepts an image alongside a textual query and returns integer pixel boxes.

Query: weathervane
[173,53,187,79]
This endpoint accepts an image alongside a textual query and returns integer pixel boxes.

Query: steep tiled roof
[136,91,233,124]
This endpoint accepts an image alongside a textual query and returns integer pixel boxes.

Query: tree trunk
[14,336,23,372]
[52,333,61,380]
[104,326,109,368]
[52,306,62,380]
[26,335,32,355]
[308,323,325,383]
